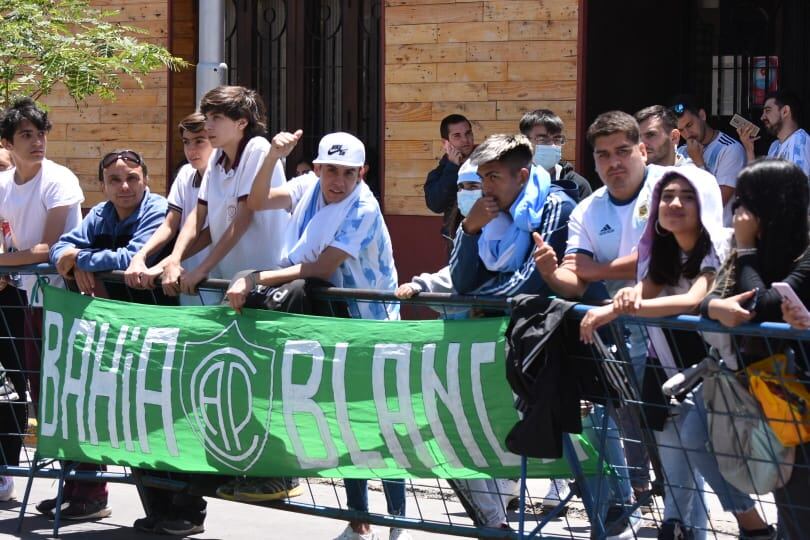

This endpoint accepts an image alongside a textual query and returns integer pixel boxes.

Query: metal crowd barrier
[0,264,808,539]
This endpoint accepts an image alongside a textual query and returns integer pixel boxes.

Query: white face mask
[533,144,562,170]
[457,188,482,216]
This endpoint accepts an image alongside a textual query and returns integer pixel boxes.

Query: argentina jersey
[678,132,745,225]
[768,128,810,177]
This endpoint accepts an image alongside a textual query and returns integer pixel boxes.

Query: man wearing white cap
[228,131,405,539]
[228,129,397,320]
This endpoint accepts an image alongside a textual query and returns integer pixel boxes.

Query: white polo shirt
[198,136,289,279]
[167,164,209,272]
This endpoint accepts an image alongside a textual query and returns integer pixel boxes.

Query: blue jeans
[581,405,633,523]
[344,479,406,516]
[615,323,653,490]
[656,386,754,539]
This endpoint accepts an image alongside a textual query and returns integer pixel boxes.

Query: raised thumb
[532,232,544,247]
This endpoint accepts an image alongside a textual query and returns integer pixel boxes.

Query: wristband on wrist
[736,247,758,256]
[248,271,260,290]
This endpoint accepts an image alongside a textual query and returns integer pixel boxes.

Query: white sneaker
[541,478,570,508]
[332,525,381,540]
[0,476,15,502]
[496,479,521,510]
[389,528,412,540]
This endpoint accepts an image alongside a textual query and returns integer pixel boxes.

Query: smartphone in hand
[730,114,761,138]
[773,282,810,318]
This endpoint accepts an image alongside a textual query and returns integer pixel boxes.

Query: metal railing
[1,265,808,539]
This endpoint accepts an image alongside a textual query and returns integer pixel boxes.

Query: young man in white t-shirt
[160,86,288,296]
[0,98,84,501]
[124,112,214,306]
[672,94,746,225]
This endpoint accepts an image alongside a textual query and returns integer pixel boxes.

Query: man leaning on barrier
[226,130,408,540]
[534,111,666,536]
[0,98,84,502]
[41,149,173,521]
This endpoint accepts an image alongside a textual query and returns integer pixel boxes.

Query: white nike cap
[312,132,366,167]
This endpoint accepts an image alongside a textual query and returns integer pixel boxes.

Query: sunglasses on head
[100,150,143,169]
[671,103,687,117]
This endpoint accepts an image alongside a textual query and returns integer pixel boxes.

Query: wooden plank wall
[383,0,579,216]
[40,0,195,207]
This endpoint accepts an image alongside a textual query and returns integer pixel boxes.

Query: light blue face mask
[533,144,562,170]
[457,188,482,216]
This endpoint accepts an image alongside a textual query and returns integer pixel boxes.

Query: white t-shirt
[168,164,209,272]
[768,128,810,178]
[0,159,84,301]
[677,132,745,225]
[198,136,289,279]
[286,173,399,320]
[565,165,663,294]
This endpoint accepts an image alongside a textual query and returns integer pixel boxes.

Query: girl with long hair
[581,166,772,540]
[703,158,810,540]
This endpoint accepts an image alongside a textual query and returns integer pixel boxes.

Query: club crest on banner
[179,320,276,472]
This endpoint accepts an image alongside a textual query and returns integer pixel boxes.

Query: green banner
[38,285,600,479]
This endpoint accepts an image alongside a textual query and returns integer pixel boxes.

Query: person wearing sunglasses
[42,149,170,521]
[671,94,746,226]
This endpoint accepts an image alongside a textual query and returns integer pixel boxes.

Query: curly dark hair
[0,97,52,141]
[733,158,810,284]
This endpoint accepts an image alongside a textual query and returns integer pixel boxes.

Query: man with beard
[634,105,686,167]
[672,94,745,225]
[738,90,810,177]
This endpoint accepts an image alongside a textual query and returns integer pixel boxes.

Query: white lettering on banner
[117,326,136,451]
[282,340,338,468]
[61,318,95,441]
[471,342,521,466]
[87,323,118,447]
[39,310,63,438]
[421,343,489,468]
[136,328,180,456]
[40,313,180,456]
[373,344,435,469]
[331,343,385,467]
[569,436,590,462]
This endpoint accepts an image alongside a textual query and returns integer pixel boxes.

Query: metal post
[196,0,228,107]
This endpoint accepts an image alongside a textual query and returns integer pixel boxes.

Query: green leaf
[0,0,189,109]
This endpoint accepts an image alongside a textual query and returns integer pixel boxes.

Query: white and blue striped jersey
[768,128,810,178]
[677,131,746,225]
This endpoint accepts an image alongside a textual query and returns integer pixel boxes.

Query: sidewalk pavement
[0,473,769,539]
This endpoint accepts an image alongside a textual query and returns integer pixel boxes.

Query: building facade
[40,0,810,283]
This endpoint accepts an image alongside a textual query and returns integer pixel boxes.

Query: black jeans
[774,442,810,540]
[0,286,30,467]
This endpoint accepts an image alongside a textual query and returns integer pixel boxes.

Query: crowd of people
[0,84,808,540]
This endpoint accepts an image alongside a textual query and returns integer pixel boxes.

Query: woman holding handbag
[702,158,810,540]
